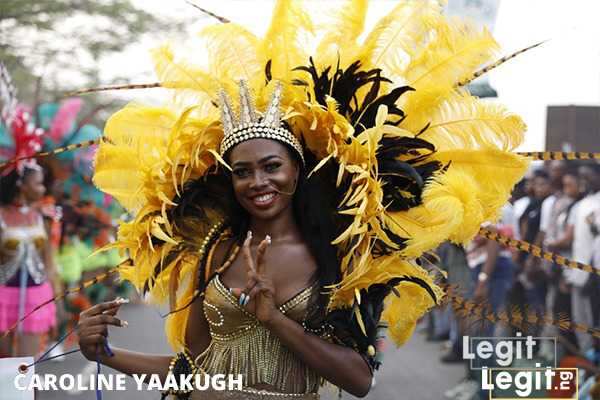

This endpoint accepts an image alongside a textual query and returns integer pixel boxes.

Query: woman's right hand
[77,298,129,361]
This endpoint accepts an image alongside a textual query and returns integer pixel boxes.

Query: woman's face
[228,138,299,221]
[562,174,579,198]
[20,169,46,203]
[533,176,551,199]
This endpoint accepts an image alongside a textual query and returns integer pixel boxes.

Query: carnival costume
[0,82,57,335]
[89,0,530,397]
[3,0,600,399]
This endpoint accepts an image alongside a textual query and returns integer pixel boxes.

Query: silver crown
[218,80,304,165]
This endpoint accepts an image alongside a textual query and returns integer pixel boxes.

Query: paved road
[35,302,465,400]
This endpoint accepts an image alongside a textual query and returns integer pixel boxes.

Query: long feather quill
[458,41,546,87]
[184,0,231,23]
[67,82,161,96]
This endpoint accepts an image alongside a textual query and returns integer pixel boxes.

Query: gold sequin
[196,275,320,396]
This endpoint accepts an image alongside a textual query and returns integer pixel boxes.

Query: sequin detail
[197,275,320,395]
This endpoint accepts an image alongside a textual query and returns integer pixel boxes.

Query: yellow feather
[384,169,483,258]
[93,104,177,211]
[384,148,528,259]
[404,18,499,90]
[359,0,443,78]
[163,252,199,350]
[262,0,314,83]
[354,306,367,336]
[383,280,443,346]
[398,19,500,132]
[151,43,220,97]
[416,93,526,152]
[431,149,529,239]
[199,24,265,89]
[315,0,368,69]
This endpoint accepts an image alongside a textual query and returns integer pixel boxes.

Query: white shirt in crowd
[467,204,515,268]
[564,191,600,287]
[539,194,557,235]
[512,196,531,240]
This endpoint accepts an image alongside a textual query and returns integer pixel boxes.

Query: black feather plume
[326,275,437,370]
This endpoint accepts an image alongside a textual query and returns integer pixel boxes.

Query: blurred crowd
[427,160,600,400]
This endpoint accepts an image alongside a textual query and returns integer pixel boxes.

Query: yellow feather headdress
[91,0,529,355]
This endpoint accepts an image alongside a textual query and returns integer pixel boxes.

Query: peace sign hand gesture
[230,231,278,324]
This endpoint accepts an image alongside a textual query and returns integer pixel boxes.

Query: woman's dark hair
[532,169,550,181]
[0,167,39,205]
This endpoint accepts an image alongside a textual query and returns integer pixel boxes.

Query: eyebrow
[231,155,282,168]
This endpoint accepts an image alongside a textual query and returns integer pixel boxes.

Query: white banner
[0,357,34,400]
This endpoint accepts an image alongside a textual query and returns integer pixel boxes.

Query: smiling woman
[71,0,536,398]
[229,139,300,218]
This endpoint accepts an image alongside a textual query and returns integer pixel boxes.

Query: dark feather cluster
[377,136,443,212]
[293,58,412,134]
[292,58,444,253]
[290,58,445,368]
[141,169,233,295]
[327,276,438,370]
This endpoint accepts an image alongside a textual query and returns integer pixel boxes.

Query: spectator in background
[538,170,583,359]
[589,211,600,328]
[512,176,534,240]
[544,171,582,257]
[538,161,567,245]
[565,163,600,352]
[511,170,552,336]
[520,170,553,248]
[455,205,516,400]
[438,241,471,362]
[0,166,59,357]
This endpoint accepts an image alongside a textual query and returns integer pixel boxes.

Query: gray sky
[98,0,600,151]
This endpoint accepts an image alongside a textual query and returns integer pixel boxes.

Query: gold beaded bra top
[196,271,321,395]
[0,208,47,285]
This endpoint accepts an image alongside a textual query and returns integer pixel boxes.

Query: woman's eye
[233,169,249,178]
[265,163,281,172]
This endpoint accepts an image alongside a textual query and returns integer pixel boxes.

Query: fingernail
[248,231,253,239]
[228,288,233,294]
[121,320,129,327]
[115,298,130,304]
[265,235,271,244]
[239,293,245,305]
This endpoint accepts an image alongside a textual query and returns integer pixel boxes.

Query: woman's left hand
[231,231,278,324]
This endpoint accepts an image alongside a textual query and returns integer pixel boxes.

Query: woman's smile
[250,191,279,209]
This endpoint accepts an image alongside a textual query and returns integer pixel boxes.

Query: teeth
[255,193,275,202]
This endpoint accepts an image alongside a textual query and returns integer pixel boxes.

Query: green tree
[0,0,186,124]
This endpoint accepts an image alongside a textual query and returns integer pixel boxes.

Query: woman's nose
[249,172,268,189]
